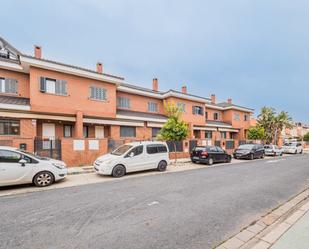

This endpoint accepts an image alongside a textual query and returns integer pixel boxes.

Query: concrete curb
[215,188,309,249]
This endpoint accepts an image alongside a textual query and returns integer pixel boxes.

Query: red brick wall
[61,138,108,166]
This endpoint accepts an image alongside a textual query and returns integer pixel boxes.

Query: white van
[94,141,170,177]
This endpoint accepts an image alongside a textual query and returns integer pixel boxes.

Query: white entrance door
[95,126,104,139]
[42,123,56,149]
[42,123,55,139]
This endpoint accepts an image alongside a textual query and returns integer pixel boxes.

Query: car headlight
[52,163,66,169]
[104,159,113,165]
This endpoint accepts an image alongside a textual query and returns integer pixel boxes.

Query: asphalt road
[1,155,309,249]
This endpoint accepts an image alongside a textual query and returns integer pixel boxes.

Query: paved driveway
[1,155,309,249]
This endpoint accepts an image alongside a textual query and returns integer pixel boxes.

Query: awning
[0,111,76,122]
[83,118,144,127]
[193,126,217,131]
[218,128,239,132]
[147,122,164,128]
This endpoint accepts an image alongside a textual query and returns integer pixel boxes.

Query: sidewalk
[270,206,309,249]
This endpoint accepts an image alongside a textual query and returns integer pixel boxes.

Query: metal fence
[107,139,125,152]
[189,140,197,152]
[34,138,62,160]
[226,140,235,150]
[166,141,184,152]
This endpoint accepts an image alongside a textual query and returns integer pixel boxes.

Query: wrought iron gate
[34,138,62,160]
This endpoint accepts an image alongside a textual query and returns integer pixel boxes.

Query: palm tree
[257,107,293,145]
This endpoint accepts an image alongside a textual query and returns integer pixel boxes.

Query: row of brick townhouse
[0,37,254,166]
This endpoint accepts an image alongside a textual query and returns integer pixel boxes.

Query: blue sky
[1,0,308,122]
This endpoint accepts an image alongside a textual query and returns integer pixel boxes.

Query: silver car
[0,146,67,187]
[264,145,283,156]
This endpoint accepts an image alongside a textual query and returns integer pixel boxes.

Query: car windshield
[238,144,254,150]
[18,150,49,160]
[193,147,206,151]
[264,145,272,149]
[111,145,133,156]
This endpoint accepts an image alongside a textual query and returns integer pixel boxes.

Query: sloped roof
[206,120,232,127]
[117,109,167,120]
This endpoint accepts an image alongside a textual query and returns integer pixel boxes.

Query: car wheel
[294,150,297,154]
[250,154,254,160]
[157,160,167,172]
[226,156,232,163]
[112,165,126,178]
[33,171,54,187]
[300,150,303,154]
[261,153,265,159]
[207,158,214,165]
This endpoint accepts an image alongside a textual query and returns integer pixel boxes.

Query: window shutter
[40,77,46,92]
[192,106,195,114]
[4,78,10,93]
[61,80,67,95]
[55,80,61,94]
[11,79,18,93]
[90,86,95,98]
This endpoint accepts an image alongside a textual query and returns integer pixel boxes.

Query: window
[152,127,161,138]
[192,106,203,115]
[220,131,227,139]
[216,147,225,153]
[63,125,72,137]
[244,114,249,121]
[0,120,20,135]
[146,144,168,154]
[177,102,186,113]
[214,112,220,120]
[126,145,143,157]
[230,132,235,139]
[148,102,158,112]
[83,126,89,138]
[0,77,18,94]
[205,131,212,139]
[0,150,21,163]
[40,77,67,95]
[205,111,208,120]
[120,126,136,137]
[117,97,131,109]
[234,112,240,121]
[90,86,107,101]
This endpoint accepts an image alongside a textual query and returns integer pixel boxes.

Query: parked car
[190,146,232,165]
[264,145,283,156]
[94,141,170,177]
[282,142,303,154]
[233,144,265,160]
[0,146,67,187]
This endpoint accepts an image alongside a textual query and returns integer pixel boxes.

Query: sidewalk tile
[251,240,270,249]
[260,213,279,226]
[235,229,256,242]
[261,222,291,244]
[247,223,266,234]
[285,210,306,225]
[221,237,244,249]
[299,202,309,211]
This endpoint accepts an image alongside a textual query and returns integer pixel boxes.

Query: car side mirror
[19,159,27,166]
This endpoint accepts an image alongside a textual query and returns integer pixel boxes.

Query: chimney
[211,94,216,104]
[181,86,187,94]
[96,62,103,74]
[152,78,158,91]
[227,98,232,104]
[34,45,41,59]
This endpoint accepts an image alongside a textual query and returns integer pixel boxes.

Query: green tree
[257,107,293,144]
[304,132,309,142]
[157,103,189,162]
[247,126,265,140]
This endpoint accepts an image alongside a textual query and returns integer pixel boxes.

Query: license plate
[193,157,199,160]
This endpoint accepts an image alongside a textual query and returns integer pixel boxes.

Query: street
[1,155,309,249]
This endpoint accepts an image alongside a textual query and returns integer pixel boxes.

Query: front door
[0,150,32,186]
[95,126,104,138]
[42,123,55,139]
